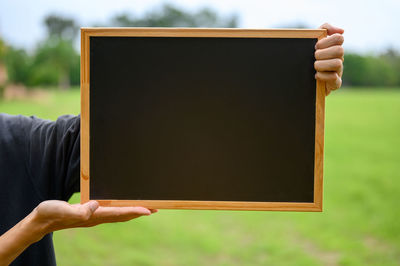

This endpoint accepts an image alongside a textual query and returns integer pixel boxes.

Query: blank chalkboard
[81,28,327,211]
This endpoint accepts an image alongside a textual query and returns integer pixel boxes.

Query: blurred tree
[343,51,400,87]
[44,14,79,42]
[366,55,397,86]
[30,39,79,89]
[34,14,81,89]
[2,6,400,90]
[4,47,31,85]
[0,38,8,98]
[110,4,238,27]
[0,38,7,60]
[343,53,368,86]
[381,48,400,86]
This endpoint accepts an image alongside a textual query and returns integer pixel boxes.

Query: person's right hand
[0,200,156,266]
[31,200,156,239]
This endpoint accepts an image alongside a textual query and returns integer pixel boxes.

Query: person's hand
[31,200,156,236]
[315,23,344,95]
[0,200,157,266]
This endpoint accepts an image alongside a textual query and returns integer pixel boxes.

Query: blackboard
[81,28,327,211]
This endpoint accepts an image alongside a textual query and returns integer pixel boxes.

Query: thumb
[319,23,344,35]
[83,200,99,216]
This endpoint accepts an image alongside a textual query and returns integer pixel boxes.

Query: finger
[79,214,145,227]
[315,33,344,50]
[315,45,344,61]
[86,201,100,213]
[149,209,158,213]
[89,214,144,225]
[314,58,343,72]
[319,23,344,35]
[92,206,152,219]
[326,88,331,96]
[73,201,100,221]
[74,206,152,227]
[327,76,342,92]
[318,74,342,96]
[315,72,342,96]
[88,207,151,225]
[315,71,339,82]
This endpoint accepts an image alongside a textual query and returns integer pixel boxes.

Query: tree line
[0,4,399,92]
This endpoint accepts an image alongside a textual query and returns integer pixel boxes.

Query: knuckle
[322,73,332,81]
[332,59,342,70]
[336,46,344,57]
[331,72,339,81]
[336,76,342,87]
[332,33,344,44]
[322,73,335,81]
[316,72,334,82]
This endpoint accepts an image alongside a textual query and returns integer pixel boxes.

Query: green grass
[0,89,81,119]
[1,87,399,265]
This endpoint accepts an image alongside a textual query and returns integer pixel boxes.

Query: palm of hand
[34,200,154,234]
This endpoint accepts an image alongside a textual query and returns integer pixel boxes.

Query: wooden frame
[81,28,327,211]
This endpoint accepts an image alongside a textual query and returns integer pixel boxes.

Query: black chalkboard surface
[81,28,327,211]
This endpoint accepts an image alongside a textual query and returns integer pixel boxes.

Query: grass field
[1,88,399,265]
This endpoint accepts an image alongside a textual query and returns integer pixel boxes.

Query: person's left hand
[315,23,345,95]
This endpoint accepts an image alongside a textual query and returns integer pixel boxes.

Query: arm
[0,114,156,265]
[0,200,156,266]
[315,23,345,95]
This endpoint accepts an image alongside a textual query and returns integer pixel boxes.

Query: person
[0,23,344,266]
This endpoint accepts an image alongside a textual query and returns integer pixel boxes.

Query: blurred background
[0,0,399,265]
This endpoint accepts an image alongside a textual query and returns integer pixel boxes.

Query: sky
[0,0,399,53]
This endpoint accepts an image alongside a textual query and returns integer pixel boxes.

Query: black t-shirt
[0,114,80,266]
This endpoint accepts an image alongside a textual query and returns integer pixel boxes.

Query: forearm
[0,210,47,266]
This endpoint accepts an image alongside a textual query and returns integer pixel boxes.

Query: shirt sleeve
[24,115,81,201]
